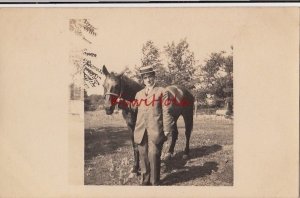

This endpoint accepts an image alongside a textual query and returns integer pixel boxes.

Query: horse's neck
[121,77,142,101]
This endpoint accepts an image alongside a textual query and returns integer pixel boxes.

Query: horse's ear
[117,66,128,77]
[102,65,109,76]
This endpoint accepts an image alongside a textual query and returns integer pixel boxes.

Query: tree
[164,38,197,90]
[84,89,104,111]
[69,19,102,90]
[140,40,169,86]
[195,48,233,108]
[69,19,97,44]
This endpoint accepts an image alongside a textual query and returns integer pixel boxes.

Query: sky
[79,8,237,95]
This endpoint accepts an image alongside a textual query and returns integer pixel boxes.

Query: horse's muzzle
[105,106,115,115]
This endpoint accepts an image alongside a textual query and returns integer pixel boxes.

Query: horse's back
[163,85,194,118]
[164,85,194,104]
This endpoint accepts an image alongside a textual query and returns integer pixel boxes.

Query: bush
[85,94,104,111]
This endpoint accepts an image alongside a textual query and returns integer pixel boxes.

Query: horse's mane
[121,75,143,101]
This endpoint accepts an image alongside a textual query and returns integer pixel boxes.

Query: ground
[84,110,233,186]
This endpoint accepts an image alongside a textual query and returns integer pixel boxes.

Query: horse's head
[102,65,127,115]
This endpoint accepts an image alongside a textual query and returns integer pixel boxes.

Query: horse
[102,65,194,174]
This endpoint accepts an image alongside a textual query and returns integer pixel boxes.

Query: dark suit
[132,84,174,185]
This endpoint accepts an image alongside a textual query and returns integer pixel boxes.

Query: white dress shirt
[145,83,155,96]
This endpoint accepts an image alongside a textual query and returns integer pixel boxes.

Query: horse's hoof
[164,153,172,161]
[182,154,189,160]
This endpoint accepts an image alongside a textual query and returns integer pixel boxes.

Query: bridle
[104,76,124,103]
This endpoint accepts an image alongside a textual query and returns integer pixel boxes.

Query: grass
[84,110,233,186]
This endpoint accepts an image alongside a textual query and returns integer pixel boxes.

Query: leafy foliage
[164,38,197,90]
[70,48,102,89]
[83,56,102,88]
[195,48,233,107]
[125,41,169,86]
[70,19,97,44]
[69,19,102,90]
[84,90,104,111]
[124,65,141,83]
[125,39,233,109]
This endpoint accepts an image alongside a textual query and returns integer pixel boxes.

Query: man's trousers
[138,130,164,185]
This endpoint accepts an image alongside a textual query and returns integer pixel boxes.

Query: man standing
[132,65,174,186]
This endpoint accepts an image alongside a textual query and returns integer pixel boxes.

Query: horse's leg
[128,126,140,174]
[131,135,140,174]
[123,109,140,174]
[182,108,193,160]
[164,122,179,160]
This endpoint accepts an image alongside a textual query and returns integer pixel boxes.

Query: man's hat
[139,65,155,76]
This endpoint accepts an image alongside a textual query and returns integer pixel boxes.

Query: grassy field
[84,110,233,186]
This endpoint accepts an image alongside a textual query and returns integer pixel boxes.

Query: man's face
[142,73,155,87]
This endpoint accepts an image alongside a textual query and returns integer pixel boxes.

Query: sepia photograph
[0,6,298,198]
[69,9,234,186]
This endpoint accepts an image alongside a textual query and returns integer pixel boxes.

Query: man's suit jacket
[132,84,174,145]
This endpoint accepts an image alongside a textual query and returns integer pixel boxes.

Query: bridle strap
[104,76,124,100]
[104,92,119,97]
